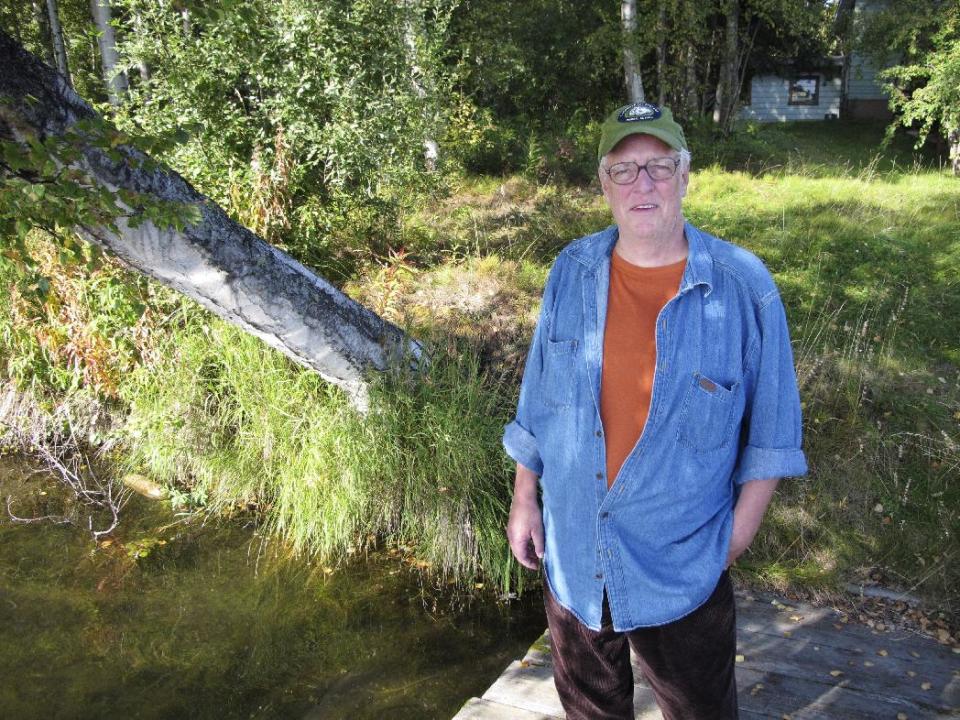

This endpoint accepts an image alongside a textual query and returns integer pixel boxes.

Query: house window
[789,76,820,106]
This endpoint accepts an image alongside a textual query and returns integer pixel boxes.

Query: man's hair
[599,148,693,173]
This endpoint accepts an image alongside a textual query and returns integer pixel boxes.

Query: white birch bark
[621,0,645,103]
[402,0,439,170]
[31,0,57,67]
[655,2,667,106]
[0,31,422,409]
[45,0,72,86]
[90,0,128,105]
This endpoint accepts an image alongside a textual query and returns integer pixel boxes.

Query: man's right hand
[506,464,544,571]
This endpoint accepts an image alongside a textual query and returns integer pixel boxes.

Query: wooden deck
[453,591,960,719]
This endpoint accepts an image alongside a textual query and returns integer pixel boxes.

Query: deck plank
[451,697,561,720]
[453,591,960,719]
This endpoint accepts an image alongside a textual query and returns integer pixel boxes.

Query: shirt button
[595,573,604,580]
[595,472,603,480]
[595,430,602,437]
[600,512,609,519]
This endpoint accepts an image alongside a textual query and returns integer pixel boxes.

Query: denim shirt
[503,222,807,631]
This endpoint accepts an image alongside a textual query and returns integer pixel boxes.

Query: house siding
[847,54,887,100]
[845,52,894,120]
[739,74,842,122]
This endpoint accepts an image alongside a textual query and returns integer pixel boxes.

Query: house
[738,63,844,122]
[738,51,892,123]
[738,0,894,123]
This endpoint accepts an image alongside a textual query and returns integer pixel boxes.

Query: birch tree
[31,0,56,67]
[621,0,645,102]
[90,0,128,105]
[0,30,422,408]
[402,0,440,170]
[45,0,71,86]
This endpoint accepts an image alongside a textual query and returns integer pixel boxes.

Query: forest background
[0,0,958,622]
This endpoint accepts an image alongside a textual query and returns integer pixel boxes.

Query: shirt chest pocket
[677,372,742,452]
[541,338,577,409]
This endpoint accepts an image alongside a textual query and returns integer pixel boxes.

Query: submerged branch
[1,386,129,538]
[5,494,71,524]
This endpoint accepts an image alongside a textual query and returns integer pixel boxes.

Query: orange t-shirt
[600,251,686,488]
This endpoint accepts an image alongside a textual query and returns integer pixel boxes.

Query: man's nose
[632,166,657,191]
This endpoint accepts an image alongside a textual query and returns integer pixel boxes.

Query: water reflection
[0,455,545,719]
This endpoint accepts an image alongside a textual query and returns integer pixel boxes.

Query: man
[503,102,807,720]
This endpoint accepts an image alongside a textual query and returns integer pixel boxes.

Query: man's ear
[598,165,611,202]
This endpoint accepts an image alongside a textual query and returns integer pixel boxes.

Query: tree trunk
[90,0,128,105]
[621,0,645,103]
[402,0,439,170]
[31,0,57,67]
[833,0,857,115]
[0,30,422,408]
[45,0,72,86]
[681,45,698,118]
[655,2,667,106]
[129,8,152,85]
[712,0,739,130]
[949,129,960,177]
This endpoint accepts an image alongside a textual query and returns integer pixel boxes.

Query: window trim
[788,75,820,106]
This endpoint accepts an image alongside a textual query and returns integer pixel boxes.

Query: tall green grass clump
[120,311,522,594]
[684,162,959,604]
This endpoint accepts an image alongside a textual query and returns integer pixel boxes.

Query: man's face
[599,134,689,246]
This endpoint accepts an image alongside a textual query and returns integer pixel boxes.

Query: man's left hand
[726,478,779,568]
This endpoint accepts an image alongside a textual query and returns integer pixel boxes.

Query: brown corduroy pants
[544,572,739,720]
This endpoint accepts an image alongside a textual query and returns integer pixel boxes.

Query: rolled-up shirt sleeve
[734,292,808,485]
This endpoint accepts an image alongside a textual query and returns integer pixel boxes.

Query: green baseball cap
[597,102,688,161]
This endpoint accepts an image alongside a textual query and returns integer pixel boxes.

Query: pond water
[0,455,545,719]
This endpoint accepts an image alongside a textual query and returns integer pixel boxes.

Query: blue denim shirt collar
[566,221,714,298]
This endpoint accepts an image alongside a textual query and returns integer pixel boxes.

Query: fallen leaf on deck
[921,682,932,690]
[878,649,888,656]
[830,670,843,677]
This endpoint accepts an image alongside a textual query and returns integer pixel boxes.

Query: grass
[377,120,960,609]
[119,308,525,595]
[2,119,958,612]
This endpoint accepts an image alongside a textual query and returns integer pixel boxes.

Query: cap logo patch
[618,102,662,123]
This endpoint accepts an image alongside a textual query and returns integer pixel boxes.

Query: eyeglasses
[603,157,681,185]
